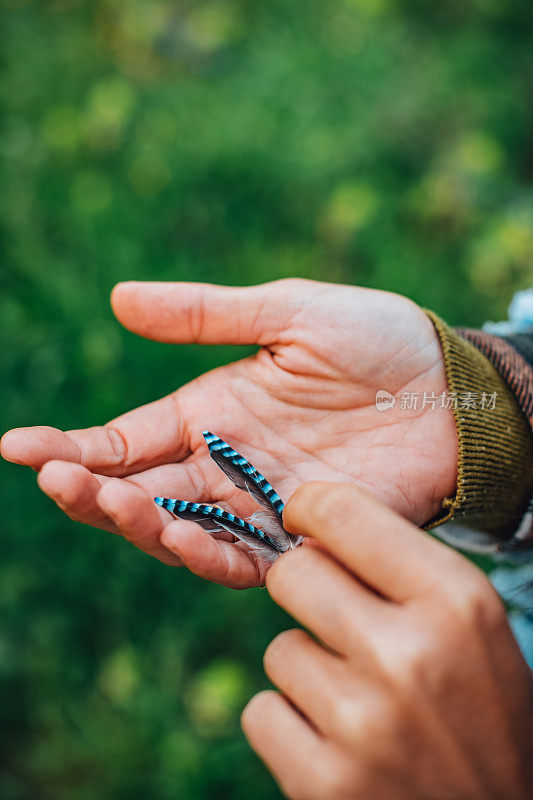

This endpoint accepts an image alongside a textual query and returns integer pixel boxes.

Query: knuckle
[449,572,506,630]
[395,636,439,688]
[378,631,438,694]
[188,288,207,342]
[103,426,128,468]
[403,635,433,671]
[330,695,364,741]
[330,691,398,748]
[186,458,209,498]
[308,753,357,800]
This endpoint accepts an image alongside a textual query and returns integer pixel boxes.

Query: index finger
[283,482,477,603]
[0,392,190,475]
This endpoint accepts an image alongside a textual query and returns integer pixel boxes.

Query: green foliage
[1,1,532,797]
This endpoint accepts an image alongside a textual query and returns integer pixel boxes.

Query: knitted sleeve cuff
[424,311,533,551]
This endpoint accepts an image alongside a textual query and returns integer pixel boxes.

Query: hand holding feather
[2,278,457,588]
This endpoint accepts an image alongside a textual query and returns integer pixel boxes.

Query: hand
[242,483,533,800]
[0,279,457,587]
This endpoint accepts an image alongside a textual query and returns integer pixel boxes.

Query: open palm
[1,279,457,587]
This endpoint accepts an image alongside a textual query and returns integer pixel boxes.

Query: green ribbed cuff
[425,312,533,541]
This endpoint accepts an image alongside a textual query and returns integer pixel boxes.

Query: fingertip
[95,480,119,513]
[283,481,334,533]
[160,519,225,575]
[241,690,279,732]
[37,460,90,501]
[38,458,72,488]
[265,546,319,601]
[284,482,377,542]
[160,519,231,574]
[96,479,155,527]
[2,426,80,470]
[160,519,206,560]
[264,547,292,594]
[161,521,267,588]
[110,281,165,337]
[2,426,56,467]
[111,280,137,304]
[0,429,23,463]
[110,281,136,321]
[97,476,130,505]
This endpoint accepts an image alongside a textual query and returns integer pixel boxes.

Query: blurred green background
[1,0,533,798]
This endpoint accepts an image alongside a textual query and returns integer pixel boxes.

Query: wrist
[423,311,533,548]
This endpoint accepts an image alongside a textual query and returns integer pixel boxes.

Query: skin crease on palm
[0,278,458,588]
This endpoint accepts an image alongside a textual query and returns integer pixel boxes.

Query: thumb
[111,279,308,345]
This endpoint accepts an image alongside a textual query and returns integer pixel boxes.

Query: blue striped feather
[154,497,284,554]
[154,432,302,562]
[202,431,284,518]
